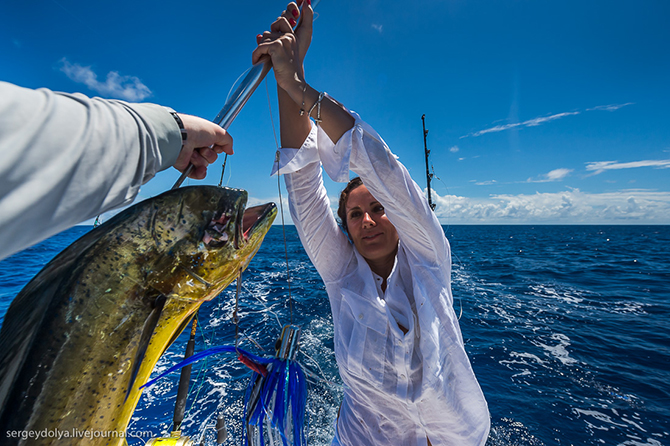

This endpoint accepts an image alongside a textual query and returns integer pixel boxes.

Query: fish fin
[163,313,196,356]
[124,294,167,402]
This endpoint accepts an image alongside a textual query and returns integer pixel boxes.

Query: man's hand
[173,114,233,180]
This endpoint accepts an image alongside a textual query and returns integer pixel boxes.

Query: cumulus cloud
[585,159,670,175]
[463,103,633,138]
[372,24,383,33]
[59,58,152,101]
[449,146,459,153]
[429,188,670,224]
[251,187,670,226]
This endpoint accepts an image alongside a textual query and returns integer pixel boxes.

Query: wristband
[170,111,188,146]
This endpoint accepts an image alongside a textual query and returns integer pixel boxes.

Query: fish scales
[0,186,276,445]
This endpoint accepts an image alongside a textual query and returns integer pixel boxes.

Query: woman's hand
[252,0,314,105]
[256,0,354,146]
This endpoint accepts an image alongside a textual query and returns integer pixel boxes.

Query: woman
[253,2,490,444]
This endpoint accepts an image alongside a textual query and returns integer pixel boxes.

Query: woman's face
[345,185,399,264]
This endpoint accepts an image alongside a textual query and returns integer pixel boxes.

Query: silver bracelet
[308,91,325,124]
[315,91,325,125]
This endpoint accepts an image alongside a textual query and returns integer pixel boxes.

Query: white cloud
[90,187,670,228]
[522,112,580,127]
[463,102,633,138]
[449,146,459,153]
[527,168,573,183]
[372,24,383,33]
[586,103,634,112]
[585,159,670,175]
[464,111,580,138]
[430,188,670,224]
[59,58,152,101]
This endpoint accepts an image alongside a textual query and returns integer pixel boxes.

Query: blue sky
[2,0,669,224]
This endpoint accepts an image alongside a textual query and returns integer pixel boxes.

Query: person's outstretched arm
[0,81,233,260]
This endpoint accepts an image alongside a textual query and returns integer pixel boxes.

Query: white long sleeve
[0,81,183,260]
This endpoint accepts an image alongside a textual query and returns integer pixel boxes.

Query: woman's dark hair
[337,177,364,233]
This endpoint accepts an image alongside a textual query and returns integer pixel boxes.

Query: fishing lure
[141,326,306,446]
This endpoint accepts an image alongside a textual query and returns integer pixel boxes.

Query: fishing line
[180,355,209,431]
[262,76,343,405]
[298,350,341,390]
[211,66,258,188]
[218,154,229,188]
[234,268,242,352]
[426,163,465,319]
[265,78,294,325]
[164,6,325,441]
[241,282,284,330]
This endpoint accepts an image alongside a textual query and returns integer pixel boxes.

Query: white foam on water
[487,417,546,445]
[529,284,584,304]
[616,438,664,446]
[574,408,628,429]
[535,333,578,365]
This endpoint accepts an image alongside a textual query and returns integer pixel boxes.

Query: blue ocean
[1,225,668,445]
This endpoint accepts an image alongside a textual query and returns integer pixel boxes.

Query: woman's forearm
[278,86,311,149]
[279,83,354,148]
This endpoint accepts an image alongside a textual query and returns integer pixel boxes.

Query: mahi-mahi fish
[0,185,276,445]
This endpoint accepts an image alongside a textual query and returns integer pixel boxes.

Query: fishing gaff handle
[171,58,272,190]
[171,0,320,190]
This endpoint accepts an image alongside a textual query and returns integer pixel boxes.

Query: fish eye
[206,239,228,248]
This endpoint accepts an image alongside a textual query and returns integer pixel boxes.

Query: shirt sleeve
[274,123,354,283]
[0,81,183,260]
[323,111,449,266]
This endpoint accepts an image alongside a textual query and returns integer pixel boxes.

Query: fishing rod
[422,114,436,211]
[172,315,198,433]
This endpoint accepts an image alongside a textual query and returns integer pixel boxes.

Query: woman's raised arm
[252,0,354,148]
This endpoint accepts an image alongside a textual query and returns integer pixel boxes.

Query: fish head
[140,185,277,300]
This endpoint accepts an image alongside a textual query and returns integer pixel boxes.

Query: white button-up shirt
[274,113,490,445]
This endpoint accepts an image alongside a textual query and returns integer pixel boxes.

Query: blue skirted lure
[141,325,307,446]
